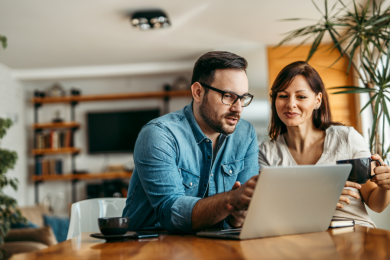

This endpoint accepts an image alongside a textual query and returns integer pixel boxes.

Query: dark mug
[98,217,129,235]
[336,158,382,184]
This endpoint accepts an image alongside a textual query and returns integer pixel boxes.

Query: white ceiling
[0,0,343,70]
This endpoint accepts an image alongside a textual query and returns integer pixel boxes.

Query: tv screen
[87,109,160,154]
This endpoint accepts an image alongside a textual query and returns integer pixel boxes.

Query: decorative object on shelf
[52,110,63,123]
[106,164,126,173]
[34,90,46,98]
[0,118,27,258]
[163,84,171,92]
[72,170,88,175]
[277,0,390,159]
[172,76,190,90]
[47,83,66,97]
[70,88,81,96]
[130,9,170,30]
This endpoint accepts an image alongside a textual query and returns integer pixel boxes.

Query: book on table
[329,226,355,235]
[329,218,355,228]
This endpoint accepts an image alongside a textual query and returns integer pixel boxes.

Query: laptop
[197,164,352,240]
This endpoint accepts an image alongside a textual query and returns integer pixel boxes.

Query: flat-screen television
[87,109,160,154]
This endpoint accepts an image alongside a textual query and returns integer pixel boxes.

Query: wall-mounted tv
[87,109,160,154]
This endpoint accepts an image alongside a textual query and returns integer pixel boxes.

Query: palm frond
[359,93,378,115]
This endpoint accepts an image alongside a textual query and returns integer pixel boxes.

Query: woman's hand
[337,181,361,209]
[371,154,390,190]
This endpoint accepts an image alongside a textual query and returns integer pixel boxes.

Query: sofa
[1,205,58,259]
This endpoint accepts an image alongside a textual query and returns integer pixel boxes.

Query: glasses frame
[199,82,254,107]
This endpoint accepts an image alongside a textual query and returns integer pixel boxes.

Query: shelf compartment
[32,171,133,181]
[32,147,81,155]
[32,121,80,129]
[32,90,192,104]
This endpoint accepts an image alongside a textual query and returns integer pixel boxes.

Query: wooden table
[10,226,390,260]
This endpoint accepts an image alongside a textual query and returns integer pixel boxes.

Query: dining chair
[66,198,126,239]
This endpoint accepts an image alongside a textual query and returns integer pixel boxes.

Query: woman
[259,61,390,227]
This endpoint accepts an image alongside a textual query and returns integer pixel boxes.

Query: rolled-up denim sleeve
[237,125,260,184]
[134,123,197,233]
[171,196,200,231]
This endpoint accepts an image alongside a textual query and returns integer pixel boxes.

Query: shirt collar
[184,102,208,144]
[184,102,229,144]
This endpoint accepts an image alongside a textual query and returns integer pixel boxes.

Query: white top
[258,125,375,227]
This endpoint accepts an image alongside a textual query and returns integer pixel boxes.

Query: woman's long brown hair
[268,61,342,141]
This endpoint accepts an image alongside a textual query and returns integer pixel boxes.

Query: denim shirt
[122,103,259,233]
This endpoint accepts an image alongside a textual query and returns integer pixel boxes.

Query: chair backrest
[66,198,126,239]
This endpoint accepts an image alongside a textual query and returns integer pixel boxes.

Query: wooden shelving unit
[32,147,80,155]
[32,89,192,204]
[32,121,80,129]
[31,90,192,104]
[32,171,133,181]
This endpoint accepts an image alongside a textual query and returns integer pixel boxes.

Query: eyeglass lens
[222,93,252,107]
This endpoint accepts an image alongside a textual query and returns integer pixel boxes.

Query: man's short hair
[191,51,248,90]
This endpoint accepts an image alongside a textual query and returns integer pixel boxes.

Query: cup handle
[369,159,382,179]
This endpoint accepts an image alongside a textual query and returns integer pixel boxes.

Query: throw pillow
[43,215,70,243]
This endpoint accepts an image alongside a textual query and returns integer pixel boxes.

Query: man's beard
[199,94,240,135]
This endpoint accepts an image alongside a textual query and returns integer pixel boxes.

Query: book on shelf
[35,158,63,175]
[329,218,355,228]
[35,130,72,149]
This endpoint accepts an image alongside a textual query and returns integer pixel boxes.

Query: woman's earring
[315,106,318,110]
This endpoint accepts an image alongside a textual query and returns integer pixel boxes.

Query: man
[122,51,259,233]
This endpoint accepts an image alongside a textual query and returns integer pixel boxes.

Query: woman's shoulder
[326,125,369,157]
[326,125,360,141]
[258,136,286,167]
[259,137,279,152]
[258,136,286,158]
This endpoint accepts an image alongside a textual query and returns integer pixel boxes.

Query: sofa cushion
[5,226,57,246]
[19,205,52,227]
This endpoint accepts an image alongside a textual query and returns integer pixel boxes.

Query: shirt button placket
[204,140,212,195]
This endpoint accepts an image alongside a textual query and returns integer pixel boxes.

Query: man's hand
[337,181,361,209]
[226,181,247,228]
[371,154,390,190]
[226,175,258,212]
[191,175,258,231]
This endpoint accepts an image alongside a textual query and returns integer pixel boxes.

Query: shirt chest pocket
[221,159,245,190]
[179,168,199,196]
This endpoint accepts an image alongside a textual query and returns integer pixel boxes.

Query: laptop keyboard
[222,232,241,236]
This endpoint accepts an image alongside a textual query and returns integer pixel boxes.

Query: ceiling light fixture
[131,10,170,30]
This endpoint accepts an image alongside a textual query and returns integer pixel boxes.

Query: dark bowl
[98,217,130,236]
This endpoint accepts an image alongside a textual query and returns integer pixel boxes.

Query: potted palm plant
[0,118,26,258]
[277,0,390,158]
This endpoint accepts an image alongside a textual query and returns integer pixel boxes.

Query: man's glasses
[199,83,254,107]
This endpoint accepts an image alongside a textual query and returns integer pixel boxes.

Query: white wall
[0,63,27,206]
[22,72,192,214]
